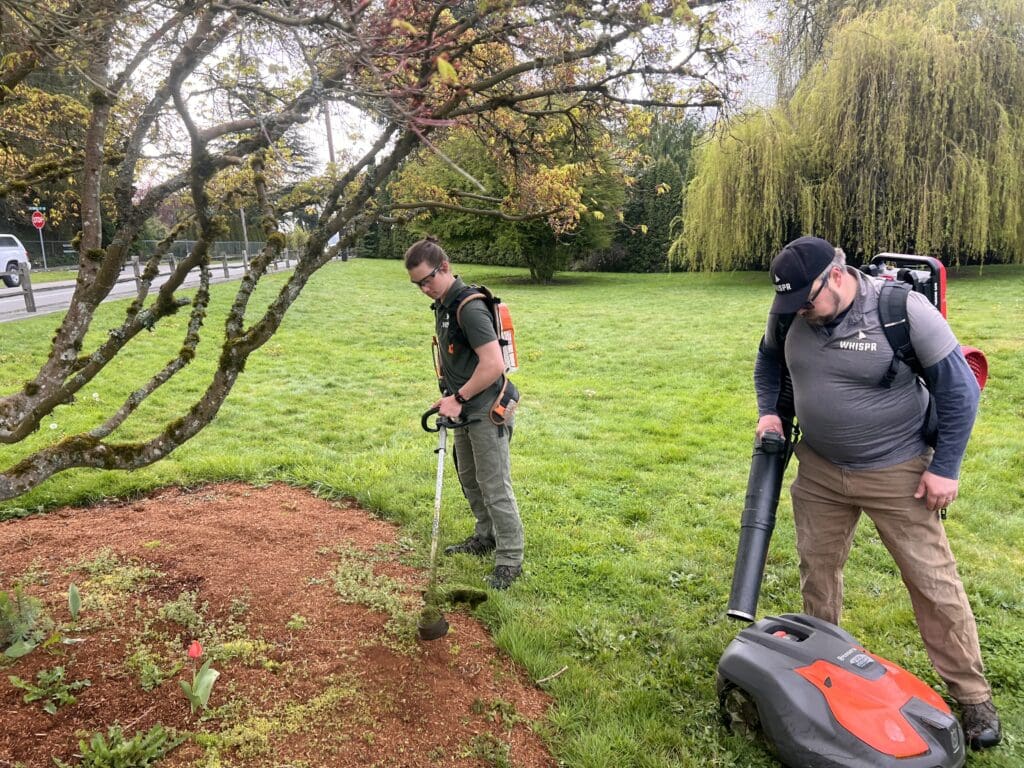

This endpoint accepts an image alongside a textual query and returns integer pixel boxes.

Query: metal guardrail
[0,249,303,314]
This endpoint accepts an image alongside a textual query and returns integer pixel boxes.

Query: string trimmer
[417,407,486,641]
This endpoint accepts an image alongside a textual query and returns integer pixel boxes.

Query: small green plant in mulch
[125,644,176,692]
[1,585,54,659]
[228,595,251,620]
[8,664,91,714]
[157,590,207,636]
[52,724,184,768]
[470,698,523,730]
[329,545,419,648]
[463,733,512,768]
[66,549,158,621]
[68,583,82,622]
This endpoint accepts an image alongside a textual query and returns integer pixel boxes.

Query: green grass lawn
[26,269,78,284]
[1,258,1022,767]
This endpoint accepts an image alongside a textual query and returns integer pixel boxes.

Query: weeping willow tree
[670,111,801,270]
[764,0,884,101]
[673,0,1024,269]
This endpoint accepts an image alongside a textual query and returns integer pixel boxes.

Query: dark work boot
[485,564,521,590]
[443,535,495,557]
[961,699,1001,750]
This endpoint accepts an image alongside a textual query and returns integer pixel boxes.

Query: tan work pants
[790,442,991,704]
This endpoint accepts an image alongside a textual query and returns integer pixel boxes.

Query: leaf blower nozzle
[727,431,790,622]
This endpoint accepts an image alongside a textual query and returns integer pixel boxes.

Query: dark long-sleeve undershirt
[922,349,980,479]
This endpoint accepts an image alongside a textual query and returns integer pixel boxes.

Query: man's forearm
[754,338,784,417]
[925,350,980,479]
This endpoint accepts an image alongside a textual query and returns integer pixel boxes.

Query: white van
[0,234,31,287]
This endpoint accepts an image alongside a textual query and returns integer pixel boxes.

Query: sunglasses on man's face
[411,264,442,288]
[802,271,831,310]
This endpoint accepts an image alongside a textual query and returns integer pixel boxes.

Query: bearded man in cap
[753,236,1000,750]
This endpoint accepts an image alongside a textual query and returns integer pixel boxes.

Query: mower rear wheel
[716,675,762,737]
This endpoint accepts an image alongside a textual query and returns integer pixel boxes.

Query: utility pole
[323,103,336,165]
[239,207,250,273]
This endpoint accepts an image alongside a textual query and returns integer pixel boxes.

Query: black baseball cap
[769,236,836,313]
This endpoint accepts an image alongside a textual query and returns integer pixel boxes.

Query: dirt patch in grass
[0,482,555,768]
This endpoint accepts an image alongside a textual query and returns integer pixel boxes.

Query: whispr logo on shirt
[839,330,877,352]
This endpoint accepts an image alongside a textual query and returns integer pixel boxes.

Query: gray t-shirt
[785,269,959,469]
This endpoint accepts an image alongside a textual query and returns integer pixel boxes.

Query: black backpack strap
[877,282,921,388]
[454,285,506,354]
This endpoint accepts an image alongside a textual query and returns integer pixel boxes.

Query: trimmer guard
[717,613,965,768]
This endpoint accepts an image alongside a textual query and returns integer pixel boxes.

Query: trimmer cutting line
[418,407,487,641]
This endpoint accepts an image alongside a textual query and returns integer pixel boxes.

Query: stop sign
[31,211,45,229]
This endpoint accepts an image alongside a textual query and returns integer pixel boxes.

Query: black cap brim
[770,287,812,315]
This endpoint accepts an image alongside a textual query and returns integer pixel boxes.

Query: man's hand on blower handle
[756,414,784,440]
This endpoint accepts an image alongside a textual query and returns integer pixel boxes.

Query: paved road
[0,262,285,324]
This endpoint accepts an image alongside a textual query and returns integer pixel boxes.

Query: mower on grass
[717,613,965,768]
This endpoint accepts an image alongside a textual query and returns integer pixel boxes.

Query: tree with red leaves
[0,0,736,499]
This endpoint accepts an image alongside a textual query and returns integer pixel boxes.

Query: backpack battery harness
[432,284,520,427]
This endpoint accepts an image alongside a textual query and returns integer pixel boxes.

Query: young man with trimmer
[753,235,1000,750]
[405,236,524,590]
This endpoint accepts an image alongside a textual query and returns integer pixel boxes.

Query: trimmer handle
[421,407,478,432]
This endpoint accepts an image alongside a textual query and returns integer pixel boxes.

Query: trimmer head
[717,613,965,768]
[417,605,449,641]
[417,615,449,641]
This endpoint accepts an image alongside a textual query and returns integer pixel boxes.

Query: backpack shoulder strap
[454,284,495,331]
[763,312,796,427]
[877,281,922,388]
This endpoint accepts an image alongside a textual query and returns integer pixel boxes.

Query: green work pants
[452,415,523,567]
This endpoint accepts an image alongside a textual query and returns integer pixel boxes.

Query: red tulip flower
[187,640,203,660]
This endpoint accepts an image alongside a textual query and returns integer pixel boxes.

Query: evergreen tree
[618,157,684,272]
[614,116,698,272]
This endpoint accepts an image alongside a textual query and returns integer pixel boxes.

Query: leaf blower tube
[727,327,797,623]
[726,431,791,622]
